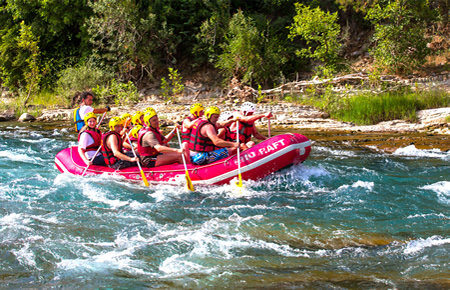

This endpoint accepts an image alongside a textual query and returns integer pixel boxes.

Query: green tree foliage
[17,21,42,106]
[0,0,445,100]
[216,10,263,84]
[87,0,145,81]
[365,0,435,74]
[288,3,342,71]
[56,62,114,101]
[0,0,91,91]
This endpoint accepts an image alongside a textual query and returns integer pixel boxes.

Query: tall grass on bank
[301,88,449,125]
[0,90,69,117]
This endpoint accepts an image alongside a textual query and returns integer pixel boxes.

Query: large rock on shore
[18,113,36,122]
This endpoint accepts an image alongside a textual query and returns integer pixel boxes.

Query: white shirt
[79,105,94,120]
[79,131,101,159]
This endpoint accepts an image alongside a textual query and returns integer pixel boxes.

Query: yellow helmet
[143,110,158,126]
[205,106,220,120]
[109,116,123,131]
[131,111,144,125]
[144,107,156,114]
[120,113,132,121]
[83,112,97,123]
[190,103,204,118]
[130,125,143,139]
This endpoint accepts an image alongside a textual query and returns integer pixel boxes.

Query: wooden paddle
[125,131,149,187]
[176,127,195,191]
[236,120,243,187]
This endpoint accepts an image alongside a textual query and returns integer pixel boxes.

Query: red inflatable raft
[54,133,311,186]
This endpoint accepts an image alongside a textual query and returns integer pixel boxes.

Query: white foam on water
[159,254,210,276]
[393,144,450,160]
[314,146,358,158]
[0,213,32,226]
[0,150,44,163]
[57,233,154,276]
[11,243,37,268]
[407,213,449,219]
[421,181,450,204]
[403,236,450,255]
[338,180,375,191]
[81,183,129,209]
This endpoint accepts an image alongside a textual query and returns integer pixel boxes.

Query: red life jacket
[77,127,102,152]
[137,127,165,157]
[222,126,235,142]
[228,121,254,143]
[188,119,218,152]
[101,131,123,165]
[181,115,196,143]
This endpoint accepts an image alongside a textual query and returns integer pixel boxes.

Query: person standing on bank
[101,117,139,170]
[77,112,106,166]
[73,91,110,132]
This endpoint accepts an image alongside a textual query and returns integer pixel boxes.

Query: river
[0,122,449,288]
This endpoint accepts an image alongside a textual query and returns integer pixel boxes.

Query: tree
[288,3,342,72]
[365,0,434,74]
[216,10,263,85]
[17,21,42,106]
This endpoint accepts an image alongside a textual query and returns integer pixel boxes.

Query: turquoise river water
[0,122,449,288]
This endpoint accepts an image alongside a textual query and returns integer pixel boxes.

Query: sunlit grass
[0,90,69,117]
[297,88,449,125]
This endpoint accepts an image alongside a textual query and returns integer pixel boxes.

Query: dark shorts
[92,154,106,166]
[191,148,229,165]
[110,151,138,170]
[141,155,158,168]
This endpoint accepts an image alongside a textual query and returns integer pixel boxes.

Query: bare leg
[182,142,191,164]
[155,152,182,167]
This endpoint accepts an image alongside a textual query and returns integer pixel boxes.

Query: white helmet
[241,102,256,115]
[219,111,234,122]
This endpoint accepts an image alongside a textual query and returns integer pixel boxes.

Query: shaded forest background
[0,0,448,106]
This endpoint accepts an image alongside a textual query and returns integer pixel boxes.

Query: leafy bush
[160,68,184,101]
[55,62,114,100]
[92,79,140,106]
[365,1,434,74]
[216,10,262,85]
[288,3,341,71]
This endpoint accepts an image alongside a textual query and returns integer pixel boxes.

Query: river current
[0,122,449,288]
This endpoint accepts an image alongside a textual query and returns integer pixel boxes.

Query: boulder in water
[18,113,36,122]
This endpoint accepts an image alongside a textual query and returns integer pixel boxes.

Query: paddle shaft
[96,111,107,129]
[81,145,102,177]
[236,120,243,186]
[81,113,107,177]
[176,127,194,191]
[268,118,271,138]
[125,131,149,187]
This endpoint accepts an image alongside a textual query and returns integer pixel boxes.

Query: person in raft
[101,116,139,170]
[138,110,190,167]
[120,112,134,152]
[231,102,273,148]
[73,91,110,132]
[181,103,204,143]
[188,106,242,165]
[77,112,106,166]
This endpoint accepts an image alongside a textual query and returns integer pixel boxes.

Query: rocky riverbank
[4,99,443,152]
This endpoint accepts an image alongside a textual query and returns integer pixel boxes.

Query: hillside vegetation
[0,0,448,118]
